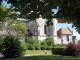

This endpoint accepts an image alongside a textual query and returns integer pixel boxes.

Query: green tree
[0,4,28,37]
[5,20,28,37]
[1,0,80,33]
[0,4,12,22]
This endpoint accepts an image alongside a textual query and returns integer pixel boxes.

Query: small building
[57,27,73,45]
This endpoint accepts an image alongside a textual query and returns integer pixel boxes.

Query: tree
[4,20,28,37]
[1,0,80,33]
[0,4,12,22]
[0,4,28,37]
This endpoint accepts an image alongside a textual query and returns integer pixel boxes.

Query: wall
[0,30,7,35]
[36,18,46,36]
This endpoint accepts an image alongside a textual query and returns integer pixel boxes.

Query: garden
[0,36,80,60]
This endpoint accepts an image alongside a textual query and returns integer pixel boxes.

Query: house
[57,27,73,44]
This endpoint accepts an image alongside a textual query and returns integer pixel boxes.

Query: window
[44,25,47,34]
[38,30,40,36]
[66,35,69,41]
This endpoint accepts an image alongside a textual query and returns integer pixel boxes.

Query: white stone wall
[38,36,47,42]
[36,18,46,36]
[0,30,7,35]
[54,37,62,44]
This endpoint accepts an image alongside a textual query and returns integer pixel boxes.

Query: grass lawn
[0,55,80,60]
[25,50,52,55]
[0,50,80,60]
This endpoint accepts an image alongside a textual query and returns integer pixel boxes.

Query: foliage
[45,38,55,47]
[0,36,4,52]
[5,20,28,36]
[27,45,35,50]
[1,0,80,33]
[40,38,55,50]
[51,47,65,55]
[34,44,40,50]
[40,40,47,50]
[0,4,12,22]
[1,35,26,58]
[40,45,47,50]
[46,46,51,50]
[64,43,80,56]
[65,43,76,56]
[52,43,80,56]
[0,4,28,37]
[27,38,40,50]
[54,44,66,48]
[74,44,80,56]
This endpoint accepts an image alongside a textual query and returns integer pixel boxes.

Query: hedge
[51,47,66,55]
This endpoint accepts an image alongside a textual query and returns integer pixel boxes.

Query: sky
[2,1,80,40]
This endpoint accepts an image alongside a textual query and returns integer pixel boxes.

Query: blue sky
[3,1,80,40]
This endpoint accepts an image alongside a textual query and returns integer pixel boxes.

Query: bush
[27,38,40,50]
[0,36,4,52]
[75,44,80,56]
[1,35,26,58]
[65,43,76,56]
[45,38,55,47]
[40,45,46,50]
[51,43,80,56]
[27,45,35,50]
[54,44,66,48]
[34,44,40,50]
[51,47,65,55]
[40,41,47,50]
[46,46,51,50]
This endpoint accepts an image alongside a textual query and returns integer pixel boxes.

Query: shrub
[1,35,26,58]
[40,45,46,50]
[54,44,66,48]
[46,46,51,50]
[51,47,65,55]
[0,36,4,52]
[34,44,40,50]
[65,43,76,56]
[45,38,55,47]
[27,45,35,50]
[27,38,40,50]
[75,44,80,56]
[40,41,47,50]
[51,43,80,56]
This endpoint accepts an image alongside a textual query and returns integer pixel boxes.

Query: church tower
[52,18,57,41]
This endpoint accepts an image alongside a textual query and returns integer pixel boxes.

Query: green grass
[0,55,80,60]
[25,50,52,55]
[0,50,80,60]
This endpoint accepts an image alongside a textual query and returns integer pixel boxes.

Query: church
[17,18,75,45]
[0,17,76,44]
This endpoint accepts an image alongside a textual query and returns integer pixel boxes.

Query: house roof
[57,28,73,35]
